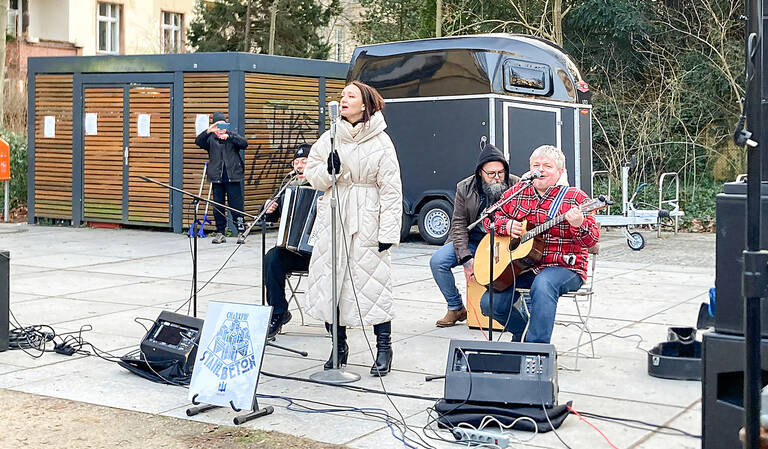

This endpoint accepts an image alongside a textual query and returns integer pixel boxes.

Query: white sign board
[195,114,210,135]
[137,113,151,137]
[43,116,55,138]
[188,301,271,411]
[85,113,98,136]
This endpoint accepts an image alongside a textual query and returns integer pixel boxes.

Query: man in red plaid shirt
[480,145,600,343]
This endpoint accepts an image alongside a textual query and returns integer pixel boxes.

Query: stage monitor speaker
[0,250,8,352]
[444,340,558,406]
[714,182,768,337]
[140,311,203,375]
[702,331,768,449]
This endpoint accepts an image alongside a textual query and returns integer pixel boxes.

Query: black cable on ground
[260,370,439,402]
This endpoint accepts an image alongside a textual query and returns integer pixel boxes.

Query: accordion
[276,185,322,255]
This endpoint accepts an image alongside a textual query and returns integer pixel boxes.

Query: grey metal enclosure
[348,34,593,244]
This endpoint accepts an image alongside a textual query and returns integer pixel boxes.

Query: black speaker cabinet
[140,311,203,375]
[715,182,768,337]
[0,250,8,352]
[702,331,768,449]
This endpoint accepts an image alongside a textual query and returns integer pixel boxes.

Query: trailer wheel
[418,199,452,245]
[627,231,645,251]
[400,213,414,242]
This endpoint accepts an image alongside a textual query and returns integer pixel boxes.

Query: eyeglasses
[481,169,505,178]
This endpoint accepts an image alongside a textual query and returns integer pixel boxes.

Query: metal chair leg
[286,274,306,326]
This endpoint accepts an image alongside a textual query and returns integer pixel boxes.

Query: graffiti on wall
[245,101,318,187]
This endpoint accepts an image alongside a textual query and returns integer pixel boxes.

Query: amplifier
[714,182,768,337]
[140,311,204,375]
[444,340,558,406]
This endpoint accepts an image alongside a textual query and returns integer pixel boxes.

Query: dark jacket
[450,144,519,263]
[195,130,248,183]
[450,175,485,264]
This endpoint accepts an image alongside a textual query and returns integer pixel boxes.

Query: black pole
[488,218,495,340]
[739,1,763,447]
[192,198,199,318]
[261,221,267,306]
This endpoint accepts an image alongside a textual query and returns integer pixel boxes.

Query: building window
[8,0,19,38]
[161,12,183,54]
[97,3,120,54]
[334,28,344,62]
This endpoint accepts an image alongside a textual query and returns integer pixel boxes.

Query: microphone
[521,170,542,182]
[328,100,339,137]
[286,169,296,177]
[328,100,339,123]
[328,100,339,153]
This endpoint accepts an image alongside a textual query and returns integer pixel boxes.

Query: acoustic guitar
[473,196,608,291]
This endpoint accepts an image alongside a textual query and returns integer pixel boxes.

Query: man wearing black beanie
[261,143,313,339]
[430,144,519,327]
[195,111,249,244]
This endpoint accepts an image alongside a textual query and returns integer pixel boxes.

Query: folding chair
[519,244,599,370]
[285,270,308,325]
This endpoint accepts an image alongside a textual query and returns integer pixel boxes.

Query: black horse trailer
[347,34,593,244]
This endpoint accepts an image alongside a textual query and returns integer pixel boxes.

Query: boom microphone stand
[138,176,308,358]
[467,172,539,340]
[310,102,360,384]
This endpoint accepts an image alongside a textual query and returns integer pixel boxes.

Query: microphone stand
[468,177,536,340]
[138,176,308,358]
[310,115,360,384]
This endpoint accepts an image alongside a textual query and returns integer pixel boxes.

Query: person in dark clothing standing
[262,144,313,339]
[430,144,518,326]
[194,111,249,244]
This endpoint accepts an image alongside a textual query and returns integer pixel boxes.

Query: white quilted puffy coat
[302,112,403,326]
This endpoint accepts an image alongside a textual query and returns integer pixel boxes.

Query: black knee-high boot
[324,322,349,370]
[370,321,393,376]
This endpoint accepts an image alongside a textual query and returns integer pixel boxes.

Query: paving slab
[0,223,711,448]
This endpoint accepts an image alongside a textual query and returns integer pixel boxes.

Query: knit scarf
[341,119,365,139]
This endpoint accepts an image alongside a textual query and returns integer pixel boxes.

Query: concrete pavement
[0,223,710,448]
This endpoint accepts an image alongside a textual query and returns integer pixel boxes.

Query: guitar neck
[520,214,567,243]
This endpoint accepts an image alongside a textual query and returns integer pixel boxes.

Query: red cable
[566,405,619,449]
[465,293,489,340]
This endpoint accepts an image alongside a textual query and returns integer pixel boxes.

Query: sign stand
[187,392,274,425]
[185,301,275,425]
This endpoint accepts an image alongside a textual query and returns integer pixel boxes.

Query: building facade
[8,0,196,88]
[325,0,364,64]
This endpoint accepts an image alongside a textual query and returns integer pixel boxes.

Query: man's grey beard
[482,180,508,204]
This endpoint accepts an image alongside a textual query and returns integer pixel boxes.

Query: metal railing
[658,172,681,236]
[591,170,611,215]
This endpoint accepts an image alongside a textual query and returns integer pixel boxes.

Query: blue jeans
[480,266,583,343]
[430,237,482,311]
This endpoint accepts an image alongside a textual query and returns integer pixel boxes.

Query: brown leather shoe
[436,308,468,327]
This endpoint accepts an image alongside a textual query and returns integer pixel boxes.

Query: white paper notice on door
[195,114,210,135]
[85,113,98,136]
[43,116,55,138]
[137,113,151,137]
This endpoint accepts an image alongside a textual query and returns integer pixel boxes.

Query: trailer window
[350,50,491,98]
[503,59,551,96]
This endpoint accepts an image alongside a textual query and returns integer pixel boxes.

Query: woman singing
[303,81,403,376]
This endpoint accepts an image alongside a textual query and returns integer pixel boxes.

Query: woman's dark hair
[349,80,385,123]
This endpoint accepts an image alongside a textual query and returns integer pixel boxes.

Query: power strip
[452,428,509,448]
